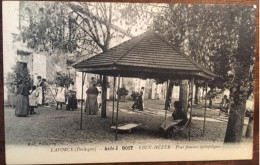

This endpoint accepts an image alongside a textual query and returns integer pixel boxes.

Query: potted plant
[117,86,128,102]
[55,71,74,88]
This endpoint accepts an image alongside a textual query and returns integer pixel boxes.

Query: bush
[55,71,73,88]
[96,78,110,88]
[6,62,32,87]
[117,87,128,97]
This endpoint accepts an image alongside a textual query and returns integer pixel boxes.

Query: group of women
[15,75,188,140]
[15,76,46,117]
[55,78,101,114]
[56,82,77,110]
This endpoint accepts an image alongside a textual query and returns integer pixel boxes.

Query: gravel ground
[4,99,252,146]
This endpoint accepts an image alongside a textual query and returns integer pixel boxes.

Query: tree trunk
[101,76,107,118]
[179,80,189,114]
[224,87,247,143]
[194,85,199,104]
[164,80,174,110]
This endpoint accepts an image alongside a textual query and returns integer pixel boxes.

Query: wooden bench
[111,123,140,133]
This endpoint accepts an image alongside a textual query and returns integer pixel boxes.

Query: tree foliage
[55,71,74,88]
[17,3,256,141]
[18,2,149,118]
[11,62,32,86]
[153,4,256,94]
[154,4,256,142]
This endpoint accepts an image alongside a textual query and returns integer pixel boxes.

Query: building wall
[27,53,47,85]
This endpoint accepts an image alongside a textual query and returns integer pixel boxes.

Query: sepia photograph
[2,1,257,164]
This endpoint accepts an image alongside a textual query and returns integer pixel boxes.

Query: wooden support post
[80,72,86,130]
[165,80,169,120]
[188,77,194,141]
[203,82,208,135]
[115,74,121,140]
[112,76,116,125]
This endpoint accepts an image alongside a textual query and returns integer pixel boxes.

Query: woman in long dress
[140,87,145,110]
[56,85,66,110]
[29,85,39,115]
[15,81,29,117]
[97,85,102,110]
[132,87,145,110]
[36,76,43,106]
[160,101,188,132]
[85,83,99,115]
[67,82,77,110]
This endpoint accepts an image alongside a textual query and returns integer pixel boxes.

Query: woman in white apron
[36,76,43,106]
[56,85,66,110]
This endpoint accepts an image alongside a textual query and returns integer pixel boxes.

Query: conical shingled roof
[73,30,215,80]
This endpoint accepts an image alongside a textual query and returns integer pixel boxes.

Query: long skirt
[85,94,98,115]
[73,95,78,109]
[56,89,65,103]
[160,117,183,131]
[67,93,77,110]
[132,96,143,110]
[15,94,29,117]
[37,87,43,105]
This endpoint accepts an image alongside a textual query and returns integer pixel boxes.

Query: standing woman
[42,78,47,106]
[56,83,66,110]
[67,82,77,110]
[97,84,102,110]
[29,85,39,115]
[15,80,29,117]
[85,83,99,115]
[140,87,145,110]
[36,76,44,106]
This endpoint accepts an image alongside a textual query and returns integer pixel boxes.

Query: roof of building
[73,30,215,80]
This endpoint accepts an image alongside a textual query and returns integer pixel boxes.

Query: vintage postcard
[3,1,256,164]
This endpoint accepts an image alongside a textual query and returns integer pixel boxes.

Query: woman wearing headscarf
[85,83,99,115]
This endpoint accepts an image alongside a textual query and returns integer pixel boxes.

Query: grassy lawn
[4,98,252,146]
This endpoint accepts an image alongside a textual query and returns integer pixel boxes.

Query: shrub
[55,71,73,88]
[117,87,129,97]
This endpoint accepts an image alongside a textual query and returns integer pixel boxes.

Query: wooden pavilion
[73,30,215,140]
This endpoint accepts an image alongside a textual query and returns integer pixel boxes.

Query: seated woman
[160,101,188,137]
[220,95,230,115]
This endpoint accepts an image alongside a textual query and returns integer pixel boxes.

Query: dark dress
[132,91,143,110]
[171,108,188,126]
[67,88,77,110]
[160,108,188,131]
[15,84,29,117]
[42,82,46,105]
